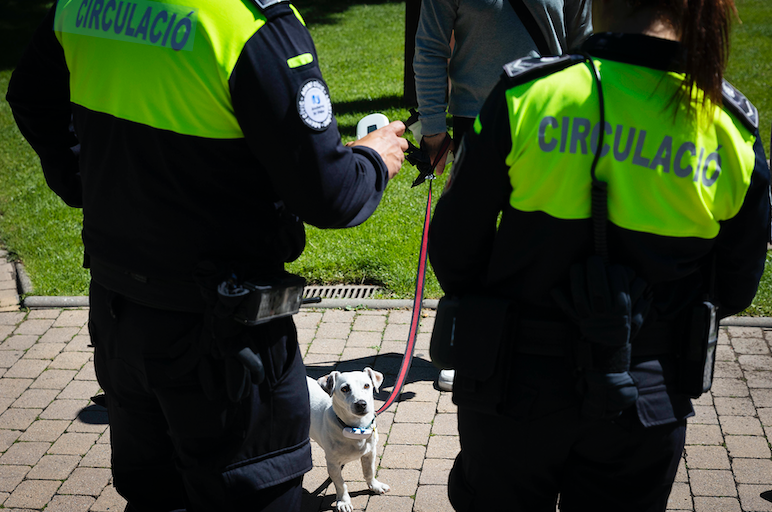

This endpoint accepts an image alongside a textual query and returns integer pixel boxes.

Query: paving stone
[686,424,724,446]
[297,328,316,344]
[414,484,453,512]
[80,443,111,468]
[714,361,743,379]
[0,442,51,466]
[23,342,66,360]
[30,369,77,389]
[387,422,430,445]
[0,312,25,325]
[720,415,765,435]
[346,331,383,348]
[732,338,770,355]
[0,351,23,369]
[725,435,771,458]
[307,338,346,355]
[0,376,32,400]
[0,324,13,341]
[352,315,386,332]
[688,469,737,496]
[738,484,772,512]
[12,389,59,409]
[67,410,109,434]
[45,494,97,512]
[26,454,80,480]
[425,436,459,459]
[48,432,100,456]
[339,348,379,364]
[4,479,61,509]
[380,445,426,470]
[436,393,456,414]
[38,327,79,344]
[401,381,440,403]
[294,312,322,329]
[64,335,93,353]
[322,310,355,323]
[675,457,687,482]
[58,467,112,495]
[1,335,38,351]
[394,402,435,424]
[74,363,97,382]
[666,482,693,510]
[373,469,419,496]
[0,408,42,430]
[28,310,60,319]
[693,496,742,512]
[710,378,749,397]
[685,445,730,470]
[58,380,101,400]
[41,399,90,421]
[53,310,89,328]
[431,413,458,436]
[14,319,55,336]
[364,495,414,512]
[0,429,20,452]
[383,324,409,342]
[5,359,49,380]
[716,345,734,362]
[388,311,412,324]
[714,396,756,416]
[746,370,772,389]
[19,420,70,442]
[752,388,772,407]
[739,355,772,372]
[690,405,719,425]
[732,458,772,484]
[419,458,453,486]
[0,464,29,492]
[49,352,91,371]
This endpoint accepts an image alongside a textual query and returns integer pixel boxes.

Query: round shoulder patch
[297,79,333,131]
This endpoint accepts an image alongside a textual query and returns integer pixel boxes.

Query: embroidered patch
[297,79,332,131]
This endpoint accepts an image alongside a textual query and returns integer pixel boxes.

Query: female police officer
[428,0,771,510]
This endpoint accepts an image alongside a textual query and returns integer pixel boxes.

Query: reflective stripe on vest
[491,58,757,239]
[53,0,300,139]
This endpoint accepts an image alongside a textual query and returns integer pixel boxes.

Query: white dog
[307,367,390,512]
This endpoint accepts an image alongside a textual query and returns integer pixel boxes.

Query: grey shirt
[414,0,592,135]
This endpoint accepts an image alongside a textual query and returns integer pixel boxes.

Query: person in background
[6,0,407,509]
[415,0,592,391]
[428,0,770,508]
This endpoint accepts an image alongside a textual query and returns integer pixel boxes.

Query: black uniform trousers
[89,280,312,511]
[448,353,686,512]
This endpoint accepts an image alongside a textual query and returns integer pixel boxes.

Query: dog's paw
[368,479,390,495]
[335,500,354,512]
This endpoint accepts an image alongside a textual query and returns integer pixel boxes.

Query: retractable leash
[353,112,451,417]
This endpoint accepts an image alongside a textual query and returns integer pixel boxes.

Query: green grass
[0,0,771,312]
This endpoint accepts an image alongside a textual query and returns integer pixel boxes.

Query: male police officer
[7,0,407,509]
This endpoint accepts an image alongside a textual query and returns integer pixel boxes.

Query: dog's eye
[341,385,350,393]
[364,383,370,389]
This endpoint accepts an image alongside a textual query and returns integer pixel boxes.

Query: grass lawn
[1,0,771,313]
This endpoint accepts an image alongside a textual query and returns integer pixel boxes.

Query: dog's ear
[318,371,339,396]
[364,367,384,393]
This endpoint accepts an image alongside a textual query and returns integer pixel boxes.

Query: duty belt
[514,318,679,358]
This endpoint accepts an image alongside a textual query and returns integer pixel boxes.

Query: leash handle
[376,181,433,414]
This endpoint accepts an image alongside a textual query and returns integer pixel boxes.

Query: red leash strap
[376,181,433,414]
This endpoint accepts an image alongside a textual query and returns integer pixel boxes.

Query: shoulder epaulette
[250,0,288,9]
[722,80,759,132]
[502,54,586,86]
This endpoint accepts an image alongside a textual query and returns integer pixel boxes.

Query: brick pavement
[1,247,772,510]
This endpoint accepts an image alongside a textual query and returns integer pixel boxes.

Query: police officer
[7,0,407,510]
[428,0,771,510]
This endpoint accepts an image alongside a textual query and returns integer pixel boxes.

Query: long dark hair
[630,0,736,108]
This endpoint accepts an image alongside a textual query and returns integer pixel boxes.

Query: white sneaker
[438,369,455,391]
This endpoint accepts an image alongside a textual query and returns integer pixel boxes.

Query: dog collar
[336,415,375,440]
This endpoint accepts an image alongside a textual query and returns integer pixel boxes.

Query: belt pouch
[448,296,515,414]
[677,301,718,398]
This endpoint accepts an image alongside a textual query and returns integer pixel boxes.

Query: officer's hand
[349,121,408,180]
[421,132,453,175]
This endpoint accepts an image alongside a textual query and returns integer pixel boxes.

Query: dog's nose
[353,400,368,414]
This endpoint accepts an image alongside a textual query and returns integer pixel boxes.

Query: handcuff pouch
[431,295,515,414]
[677,301,719,398]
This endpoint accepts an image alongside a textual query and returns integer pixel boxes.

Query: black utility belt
[218,273,307,326]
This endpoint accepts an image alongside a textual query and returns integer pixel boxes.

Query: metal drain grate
[303,284,381,300]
